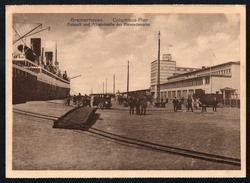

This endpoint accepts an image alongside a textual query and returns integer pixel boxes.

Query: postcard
[6,5,246,178]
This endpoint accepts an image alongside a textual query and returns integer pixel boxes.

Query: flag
[212,52,216,58]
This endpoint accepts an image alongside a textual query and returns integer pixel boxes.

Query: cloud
[43,40,56,51]
[32,13,240,94]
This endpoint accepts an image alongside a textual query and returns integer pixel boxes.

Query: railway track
[85,128,240,167]
[13,108,240,167]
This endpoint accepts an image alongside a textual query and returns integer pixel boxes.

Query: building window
[168,91,171,98]
[172,91,176,98]
[205,77,210,85]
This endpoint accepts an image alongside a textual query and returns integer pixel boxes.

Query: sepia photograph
[6,5,246,178]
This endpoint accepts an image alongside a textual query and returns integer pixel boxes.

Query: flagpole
[157,31,161,103]
[210,48,213,94]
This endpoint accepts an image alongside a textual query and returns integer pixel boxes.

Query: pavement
[12,100,240,170]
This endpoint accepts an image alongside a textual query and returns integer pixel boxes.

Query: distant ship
[12,23,70,104]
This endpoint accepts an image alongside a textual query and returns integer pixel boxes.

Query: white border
[6,5,246,178]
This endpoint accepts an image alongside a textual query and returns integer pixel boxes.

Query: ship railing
[13,56,70,84]
[13,58,39,67]
[13,58,41,74]
[40,67,70,84]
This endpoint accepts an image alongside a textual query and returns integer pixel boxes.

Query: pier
[12,100,240,170]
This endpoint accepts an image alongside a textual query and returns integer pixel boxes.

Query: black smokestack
[31,38,41,60]
[45,51,53,65]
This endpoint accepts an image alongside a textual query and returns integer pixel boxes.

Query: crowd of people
[65,93,90,107]
[39,61,69,81]
[118,96,147,115]
[65,92,219,114]
[127,96,148,115]
[172,96,218,113]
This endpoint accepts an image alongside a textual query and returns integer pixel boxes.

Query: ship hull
[13,66,70,104]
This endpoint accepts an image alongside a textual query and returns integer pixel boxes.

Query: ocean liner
[12,23,70,104]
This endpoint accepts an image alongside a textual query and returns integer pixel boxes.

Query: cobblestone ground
[12,100,241,170]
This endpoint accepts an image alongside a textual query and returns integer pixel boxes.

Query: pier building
[150,61,240,104]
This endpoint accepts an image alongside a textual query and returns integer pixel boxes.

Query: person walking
[187,96,193,112]
[135,98,141,115]
[128,97,135,115]
[194,98,199,110]
[172,97,178,112]
[201,99,208,112]
[141,97,147,115]
[77,93,82,107]
[82,94,88,107]
[212,97,218,112]
[196,98,201,109]
[73,95,77,107]
[66,94,71,106]
[90,95,94,107]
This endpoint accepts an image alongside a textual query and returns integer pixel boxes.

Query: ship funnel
[45,51,53,65]
[31,38,41,60]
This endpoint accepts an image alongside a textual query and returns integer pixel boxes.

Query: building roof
[220,87,237,91]
[167,61,240,80]
[120,88,150,94]
[176,66,200,70]
[151,60,176,64]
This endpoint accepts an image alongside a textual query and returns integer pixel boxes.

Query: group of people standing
[66,93,90,107]
[128,97,148,115]
[172,96,218,112]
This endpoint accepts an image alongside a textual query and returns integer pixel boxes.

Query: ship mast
[55,41,57,63]
[55,41,59,69]
[12,23,50,45]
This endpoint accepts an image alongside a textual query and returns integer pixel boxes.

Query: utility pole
[103,82,104,94]
[210,49,213,94]
[105,78,107,93]
[210,66,212,93]
[157,31,161,103]
[127,60,129,97]
[113,74,115,94]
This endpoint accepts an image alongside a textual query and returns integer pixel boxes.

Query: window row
[13,68,34,78]
[160,78,203,89]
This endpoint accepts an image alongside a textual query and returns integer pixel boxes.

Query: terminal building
[150,54,240,105]
[151,54,200,93]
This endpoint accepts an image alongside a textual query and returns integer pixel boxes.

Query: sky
[13,13,240,95]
